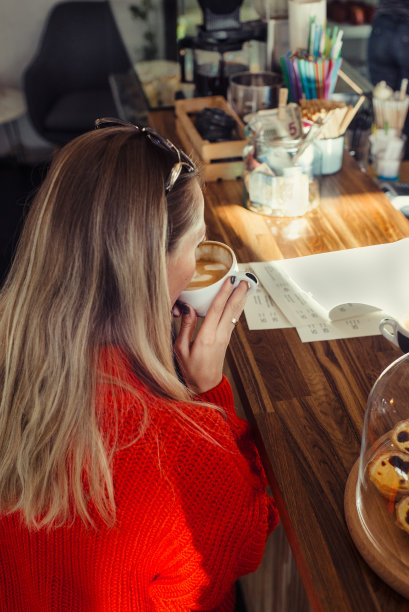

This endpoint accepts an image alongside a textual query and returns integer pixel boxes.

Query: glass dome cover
[345,352,409,598]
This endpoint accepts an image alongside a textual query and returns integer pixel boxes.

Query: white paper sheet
[242,276,384,342]
[243,286,293,330]
[250,260,330,326]
[295,312,385,342]
[250,239,409,324]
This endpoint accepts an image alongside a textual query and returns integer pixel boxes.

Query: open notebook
[249,238,409,328]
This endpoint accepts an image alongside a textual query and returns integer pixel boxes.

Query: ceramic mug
[179,240,258,317]
[379,316,409,353]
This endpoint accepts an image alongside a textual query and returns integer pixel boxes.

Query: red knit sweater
[0,349,278,611]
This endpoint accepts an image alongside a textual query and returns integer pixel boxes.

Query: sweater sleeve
[148,377,279,611]
[199,376,276,504]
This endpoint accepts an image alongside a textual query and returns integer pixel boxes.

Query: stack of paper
[242,239,409,342]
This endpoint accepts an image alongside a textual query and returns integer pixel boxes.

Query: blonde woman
[0,120,278,611]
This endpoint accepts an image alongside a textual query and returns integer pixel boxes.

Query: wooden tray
[345,458,409,599]
[174,96,248,182]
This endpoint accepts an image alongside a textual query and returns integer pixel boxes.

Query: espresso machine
[178,0,267,97]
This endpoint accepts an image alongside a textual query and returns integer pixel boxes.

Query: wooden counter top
[150,110,409,611]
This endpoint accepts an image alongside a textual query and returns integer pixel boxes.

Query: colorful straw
[281,19,344,103]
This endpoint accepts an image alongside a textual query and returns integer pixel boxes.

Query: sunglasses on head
[95,117,196,194]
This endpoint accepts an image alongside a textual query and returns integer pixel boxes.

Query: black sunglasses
[95,117,196,193]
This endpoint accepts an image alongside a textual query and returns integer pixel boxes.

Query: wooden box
[174,96,248,182]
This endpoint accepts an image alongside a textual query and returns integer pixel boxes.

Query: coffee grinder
[178,0,267,97]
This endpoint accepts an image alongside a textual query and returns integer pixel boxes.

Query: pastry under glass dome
[345,352,409,598]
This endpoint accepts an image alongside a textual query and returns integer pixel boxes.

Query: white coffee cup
[179,240,258,317]
[379,316,409,353]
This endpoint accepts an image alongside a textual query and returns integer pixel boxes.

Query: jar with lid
[345,352,409,598]
[242,122,320,217]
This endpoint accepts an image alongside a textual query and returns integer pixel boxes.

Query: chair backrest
[26,1,131,95]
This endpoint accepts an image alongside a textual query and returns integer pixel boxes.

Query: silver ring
[231,317,238,326]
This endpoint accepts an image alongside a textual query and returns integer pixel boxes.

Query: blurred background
[0,0,377,159]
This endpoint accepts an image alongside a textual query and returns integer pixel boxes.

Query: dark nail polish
[230,276,236,284]
[182,304,190,315]
[245,272,258,284]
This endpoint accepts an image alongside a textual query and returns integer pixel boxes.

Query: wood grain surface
[150,110,409,611]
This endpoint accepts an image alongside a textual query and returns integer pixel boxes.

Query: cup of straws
[370,79,408,180]
[372,79,409,134]
[370,129,406,181]
[280,20,344,103]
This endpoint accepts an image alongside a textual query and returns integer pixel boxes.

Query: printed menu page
[295,313,384,342]
[249,239,409,324]
[244,286,293,330]
[242,273,384,342]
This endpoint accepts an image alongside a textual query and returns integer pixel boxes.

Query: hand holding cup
[174,240,258,394]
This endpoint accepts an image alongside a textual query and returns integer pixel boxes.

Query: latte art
[187,259,229,289]
[179,240,258,317]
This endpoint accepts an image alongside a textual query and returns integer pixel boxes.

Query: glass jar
[242,135,320,217]
[345,353,409,598]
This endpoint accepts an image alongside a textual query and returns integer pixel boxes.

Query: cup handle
[233,271,259,296]
[379,317,399,347]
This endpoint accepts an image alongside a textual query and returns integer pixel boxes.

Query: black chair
[23,1,132,146]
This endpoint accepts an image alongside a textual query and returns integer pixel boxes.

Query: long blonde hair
[0,126,201,528]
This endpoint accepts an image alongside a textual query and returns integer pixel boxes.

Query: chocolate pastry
[392,420,409,454]
[369,452,409,497]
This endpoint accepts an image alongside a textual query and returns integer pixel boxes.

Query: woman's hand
[173,277,249,395]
